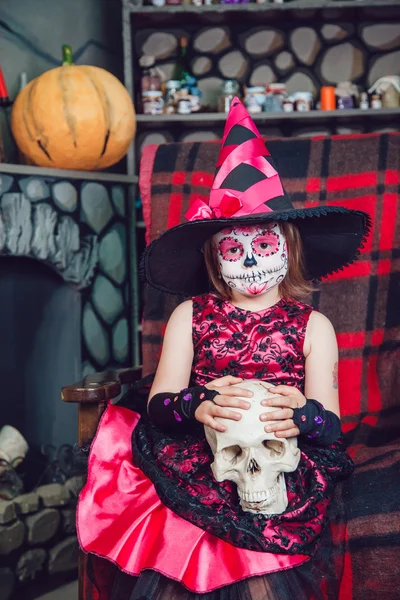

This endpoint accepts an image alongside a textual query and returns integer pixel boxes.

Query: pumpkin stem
[62,45,74,66]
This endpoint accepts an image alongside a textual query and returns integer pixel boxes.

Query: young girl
[78,99,370,600]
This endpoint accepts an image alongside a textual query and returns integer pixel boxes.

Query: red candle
[0,67,9,100]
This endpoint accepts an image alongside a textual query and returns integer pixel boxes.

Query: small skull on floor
[205,380,300,516]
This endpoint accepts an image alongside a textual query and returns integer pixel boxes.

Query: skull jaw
[238,473,288,516]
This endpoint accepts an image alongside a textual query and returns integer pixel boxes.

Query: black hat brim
[141,206,371,297]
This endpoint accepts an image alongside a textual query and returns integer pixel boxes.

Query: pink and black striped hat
[142,98,370,296]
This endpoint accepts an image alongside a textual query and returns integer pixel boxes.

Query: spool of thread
[320,86,336,111]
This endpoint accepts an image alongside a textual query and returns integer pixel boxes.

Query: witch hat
[142,97,370,296]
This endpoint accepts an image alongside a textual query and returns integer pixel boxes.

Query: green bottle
[173,37,190,87]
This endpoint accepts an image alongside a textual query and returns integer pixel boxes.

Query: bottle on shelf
[177,89,192,115]
[371,94,382,110]
[359,92,369,110]
[140,55,162,94]
[173,36,191,88]
[219,80,240,113]
[139,55,162,114]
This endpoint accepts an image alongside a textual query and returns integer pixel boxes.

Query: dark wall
[0,258,81,449]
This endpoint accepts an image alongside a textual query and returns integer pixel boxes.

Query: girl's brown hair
[203,221,315,301]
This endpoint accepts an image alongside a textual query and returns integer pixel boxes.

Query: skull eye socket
[263,440,285,457]
[222,445,243,465]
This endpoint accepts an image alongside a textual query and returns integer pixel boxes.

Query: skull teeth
[224,261,286,282]
[238,484,279,503]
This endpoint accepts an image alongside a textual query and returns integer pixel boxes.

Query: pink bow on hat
[184,97,284,223]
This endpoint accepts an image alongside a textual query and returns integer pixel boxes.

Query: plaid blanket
[139,133,400,599]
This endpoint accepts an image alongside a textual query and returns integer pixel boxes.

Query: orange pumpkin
[11,65,136,171]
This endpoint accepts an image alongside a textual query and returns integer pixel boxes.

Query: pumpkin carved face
[11,65,136,171]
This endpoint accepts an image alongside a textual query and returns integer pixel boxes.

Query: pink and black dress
[78,295,353,600]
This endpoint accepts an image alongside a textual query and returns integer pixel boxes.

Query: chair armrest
[61,367,142,404]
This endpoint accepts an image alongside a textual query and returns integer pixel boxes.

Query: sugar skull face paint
[213,223,288,297]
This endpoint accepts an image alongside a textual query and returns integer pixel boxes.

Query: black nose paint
[244,253,257,268]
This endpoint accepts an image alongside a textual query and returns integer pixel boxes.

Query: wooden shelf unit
[122,0,400,364]
[136,108,400,126]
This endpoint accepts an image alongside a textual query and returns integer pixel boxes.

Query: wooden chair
[61,133,400,600]
[62,367,142,600]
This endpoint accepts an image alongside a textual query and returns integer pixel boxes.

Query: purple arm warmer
[292,399,342,446]
[147,385,220,433]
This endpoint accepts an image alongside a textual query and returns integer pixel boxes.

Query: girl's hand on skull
[260,385,307,439]
[196,376,253,432]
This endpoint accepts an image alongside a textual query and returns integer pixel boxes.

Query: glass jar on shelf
[371,94,382,109]
[292,92,314,112]
[244,86,266,114]
[143,90,164,115]
[219,80,240,113]
[282,98,294,113]
[177,88,192,115]
[264,83,286,112]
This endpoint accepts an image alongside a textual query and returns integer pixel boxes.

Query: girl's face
[212,223,288,297]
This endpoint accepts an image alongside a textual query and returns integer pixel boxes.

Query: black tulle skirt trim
[87,490,346,600]
[89,524,342,600]
[110,565,324,600]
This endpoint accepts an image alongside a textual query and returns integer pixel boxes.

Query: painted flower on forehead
[213,222,288,297]
[232,223,275,236]
[232,225,256,236]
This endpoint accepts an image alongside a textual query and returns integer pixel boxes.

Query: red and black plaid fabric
[139,133,400,599]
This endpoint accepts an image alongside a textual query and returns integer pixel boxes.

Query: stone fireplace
[0,165,134,450]
[0,163,135,599]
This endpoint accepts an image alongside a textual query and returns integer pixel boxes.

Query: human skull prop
[205,380,301,515]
